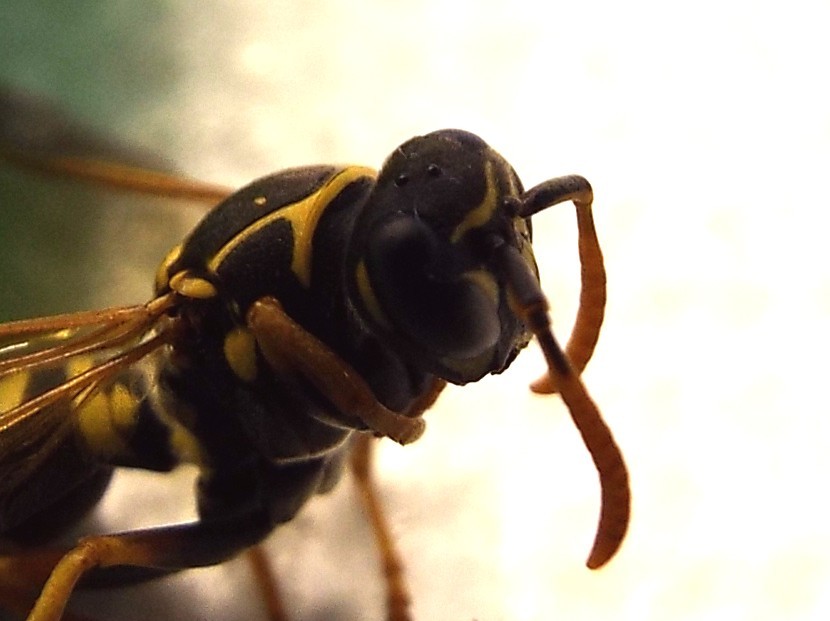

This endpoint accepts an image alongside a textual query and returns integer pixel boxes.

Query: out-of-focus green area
[0,1,191,320]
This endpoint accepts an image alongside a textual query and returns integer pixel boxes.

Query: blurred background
[1,1,829,620]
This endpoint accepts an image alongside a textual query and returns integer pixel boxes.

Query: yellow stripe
[355,260,391,328]
[67,356,94,378]
[76,388,132,459]
[169,271,218,299]
[450,160,498,243]
[461,269,499,306]
[155,243,182,293]
[208,166,376,287]
[224,327,258,382]
[0,371,29,411]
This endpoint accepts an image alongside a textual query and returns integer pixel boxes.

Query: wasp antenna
[519,175,593,218]
[520,177,606,394]
[545,330,629,569]
[498,244,629,569]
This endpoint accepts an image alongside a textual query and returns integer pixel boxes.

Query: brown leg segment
[246,295,451,620]
[247,297,426,446]
[350,434,412,621]
[2,512,273,621]
[246,546,288,621]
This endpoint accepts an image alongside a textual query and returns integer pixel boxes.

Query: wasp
[0,90,630,621]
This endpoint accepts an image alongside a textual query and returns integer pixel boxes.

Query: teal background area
[0,2,191,319]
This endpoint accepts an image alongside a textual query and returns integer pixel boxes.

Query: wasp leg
[3,545,288,621]
[20,513,276,621]
[0,583,101,621]
[0,546,139,621]
[350,434,412,621]
[247,298,447,621]
[246,297,426,446]
[245,546,288,621]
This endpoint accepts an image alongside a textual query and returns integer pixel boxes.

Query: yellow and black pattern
[157,165,377,310]
[0,126,627,618]
[0,352,164,537]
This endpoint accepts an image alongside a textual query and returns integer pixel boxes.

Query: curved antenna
[498,242,629,569]
[520,176,606,393]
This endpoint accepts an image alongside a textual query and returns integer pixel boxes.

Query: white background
[1,1,829,620]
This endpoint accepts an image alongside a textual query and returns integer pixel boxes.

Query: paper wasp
[0,89,629,621]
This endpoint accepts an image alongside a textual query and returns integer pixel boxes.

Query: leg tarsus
[246,546,289,621]
[17,512,273,621]
[27,540,112,621]
[350,434,412,621]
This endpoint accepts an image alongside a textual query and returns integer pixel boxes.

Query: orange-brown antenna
[498,241,628,568]
[519,177,606,393]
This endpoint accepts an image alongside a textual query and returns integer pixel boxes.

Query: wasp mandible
[0,90,629,621]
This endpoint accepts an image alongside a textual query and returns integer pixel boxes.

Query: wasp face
[348,130,538,384]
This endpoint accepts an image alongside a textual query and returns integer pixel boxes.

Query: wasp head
[348,129,539,384]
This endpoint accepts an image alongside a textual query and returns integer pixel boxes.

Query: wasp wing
[0,85,232,203]
[0,296,178,528]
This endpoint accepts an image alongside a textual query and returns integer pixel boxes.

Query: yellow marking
[76,388,132,459]
[450,161,498,243]
[224,327,258,382]
[207,166,377,287]
[461,269,499,306]
[505,286,526,319]
[515,216,539,276]
[51,328,75,342]
[253,196,267,206]
[0,371,29,411]
[67,356,94,378]
[169,271,218,299]
[52,358,107,454]
[169,420,205,466]
[355,260,391,329]
[149,392,207,467]
[514,216,530,240]
[109,383,140,432]
[155,243,183,293]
